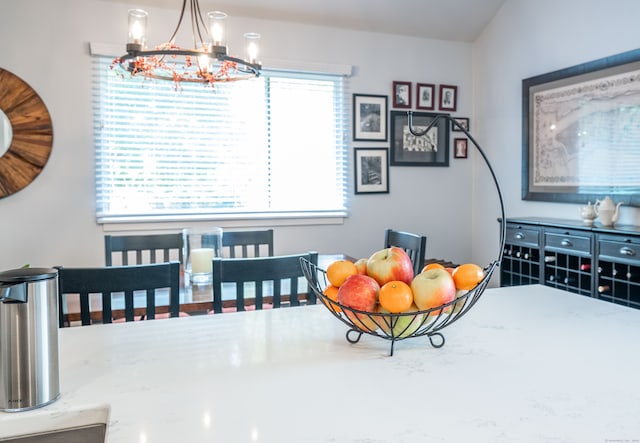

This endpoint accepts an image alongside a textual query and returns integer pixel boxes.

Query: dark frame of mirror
[0,68,53,199]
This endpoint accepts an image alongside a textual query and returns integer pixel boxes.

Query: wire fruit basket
[301,114,506,356]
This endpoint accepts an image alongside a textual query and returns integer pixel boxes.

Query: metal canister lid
[0,267,58,284]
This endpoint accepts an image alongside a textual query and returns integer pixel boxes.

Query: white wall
[0,0,473,270]
[472,0,640,277]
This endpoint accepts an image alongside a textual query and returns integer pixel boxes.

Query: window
[93,56,349,222]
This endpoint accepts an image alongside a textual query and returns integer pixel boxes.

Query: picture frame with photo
[389,111,450,166]
[454,138,468,159]
[352,94,388,141]
[451,117,469,132]
[354,147,389,194]
[439,84,457,112]
[392,81,412,109]
[416,83,436,110]
[523,48,640,206]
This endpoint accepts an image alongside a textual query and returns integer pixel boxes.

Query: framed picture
[439,84,457,111]
[354,148,389,194]
[454,138,468,159]
[451,117,469,132]
[389,110,450,166]
[416,83,436,110]
[523,48,640,206]
[392,81,411,109]
[352,94,388,141]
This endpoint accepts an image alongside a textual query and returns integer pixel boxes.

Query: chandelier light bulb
[244,33,261,64]
[207,11,227,47]
[127,9,148,47]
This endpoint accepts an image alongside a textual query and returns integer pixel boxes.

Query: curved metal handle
[408,112,506,264]
[561,239,573,247]
[620,246,636,256]
[515,233,524,240]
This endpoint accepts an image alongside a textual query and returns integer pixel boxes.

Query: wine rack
[499,217,640,309]
[500,223,540,287]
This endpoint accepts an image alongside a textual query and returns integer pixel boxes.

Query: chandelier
[113,0,262,87]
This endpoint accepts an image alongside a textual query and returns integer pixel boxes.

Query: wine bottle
[544,256,556,263]
[563,277,576,285]
[515,251,521,258]
[598,285,610,293]
[523,252,530,260]
[579,263,591,271]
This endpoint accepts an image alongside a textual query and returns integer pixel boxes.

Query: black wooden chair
[222,229,274,258]
[211,251,318,313]
[104,233,183,266]
[57,261,181,327]
[384,228,427,275]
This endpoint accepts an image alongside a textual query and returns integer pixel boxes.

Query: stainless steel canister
[0,267,60,412]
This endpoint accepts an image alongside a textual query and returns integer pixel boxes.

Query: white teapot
[594,196,623,227]
[579,201,597,226]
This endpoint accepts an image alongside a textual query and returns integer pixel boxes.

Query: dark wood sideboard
[499,217,640,310]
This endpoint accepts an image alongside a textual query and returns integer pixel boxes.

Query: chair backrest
[221,229,274,258]
[384,229,427,275]
[57,261,180,327]
[104,233,183,266]
[211,251,318,313]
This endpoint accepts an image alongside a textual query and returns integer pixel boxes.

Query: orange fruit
[378,280,414,313]
[422,262,445,272]
[326,260,358,287]
[452,263,485,290]
[323,285,341,312]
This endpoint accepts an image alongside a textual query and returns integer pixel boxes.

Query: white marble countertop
[2,284,640,442]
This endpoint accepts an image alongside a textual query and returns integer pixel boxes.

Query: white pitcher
[594,196,623,227]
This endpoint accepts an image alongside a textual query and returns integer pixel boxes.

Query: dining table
[1,284,639,442]
[60,253,350,323]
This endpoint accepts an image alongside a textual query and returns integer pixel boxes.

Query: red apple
[337,274,379,312]
[338,274,380,332]
[410,268,456,312]
[366,247,414,286]
[354,258,368,275]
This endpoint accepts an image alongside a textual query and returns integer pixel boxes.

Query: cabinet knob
[619,246,636,256]
[515,233,524,239]
[560,239,573,247]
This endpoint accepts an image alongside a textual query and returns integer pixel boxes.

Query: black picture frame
[451,117,469,132]
[454,138,468,159]
[416,83,435,110]
[522,48,640,206]
[352,94,388,141]
[389,111,450,166]
[392,81,412,109]
[354,148,389,194]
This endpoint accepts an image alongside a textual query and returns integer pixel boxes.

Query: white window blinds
[93,56,349,222]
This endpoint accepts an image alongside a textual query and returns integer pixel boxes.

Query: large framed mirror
[0,68,53,198]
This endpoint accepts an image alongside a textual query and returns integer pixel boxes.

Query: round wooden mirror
[0,68,53,198]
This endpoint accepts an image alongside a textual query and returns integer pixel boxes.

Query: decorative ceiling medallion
[0,68,53,198]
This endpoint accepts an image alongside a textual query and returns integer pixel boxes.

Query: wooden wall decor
[0,68,53,198]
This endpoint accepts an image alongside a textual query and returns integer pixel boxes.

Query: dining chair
[104,233,183,266]
[384,228,427,276]
[221,229,274,258]
[57,261,181,327]
[211,251,318,313]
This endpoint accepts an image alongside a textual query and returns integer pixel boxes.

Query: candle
[190,248,215,274]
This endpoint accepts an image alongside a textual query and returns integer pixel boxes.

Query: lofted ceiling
[101,0,506,42]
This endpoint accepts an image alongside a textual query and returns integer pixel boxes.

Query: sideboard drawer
[544,231,592,255]
[599,238,640,264]
[505,225,540,247]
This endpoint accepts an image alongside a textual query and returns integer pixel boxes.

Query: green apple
[377,304,424,338]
